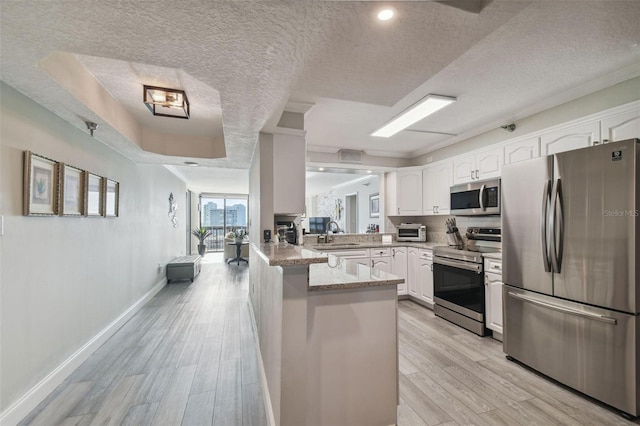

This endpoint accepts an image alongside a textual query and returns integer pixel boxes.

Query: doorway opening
[345,193,358,233]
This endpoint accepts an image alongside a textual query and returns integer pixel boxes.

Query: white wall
[0,83,187,420]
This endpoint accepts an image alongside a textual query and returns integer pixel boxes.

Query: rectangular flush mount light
[143,85,190,119]
[371,94,456,138]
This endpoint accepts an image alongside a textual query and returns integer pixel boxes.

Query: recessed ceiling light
[184,161,198,167]
[367,170,373,174]
[377,7,396,21]
[372,94,456,138]
[318,167,325,171]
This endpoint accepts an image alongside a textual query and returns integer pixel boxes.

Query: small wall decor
[23,151,59,216]
[85,173,104,217]
[168,192,178,227]
[335,198,343,220]
[369,193,380,218]
[104,179,119,217]
[59,163,85,216]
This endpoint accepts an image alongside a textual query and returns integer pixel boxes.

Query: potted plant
[191,227,212,256]
[233,228,247,243]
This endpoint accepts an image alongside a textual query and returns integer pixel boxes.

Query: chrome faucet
[325,220,341,242]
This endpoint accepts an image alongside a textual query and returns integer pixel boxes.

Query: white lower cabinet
[390,247,408,294]
[418,249,434,307]
[484,258,503,337]
[407,248,419,297]
[371,248,391,277]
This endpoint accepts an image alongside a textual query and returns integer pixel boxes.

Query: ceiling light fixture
[371,94,456,138]
[143,85,190,119]
[377,7,396,21]
[318,167,325,171]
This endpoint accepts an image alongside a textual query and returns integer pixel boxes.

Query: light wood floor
[19,254,266,426]
[18,256,640,425]
[397,300,640,426]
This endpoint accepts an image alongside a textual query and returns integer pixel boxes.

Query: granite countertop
[305,241,441,251]
[255,242,329,267]
[308,256,404,291]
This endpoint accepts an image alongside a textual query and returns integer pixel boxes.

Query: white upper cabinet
[396,169,423,215]
[540,120,600,156]
[422,160,452,215]
[504,136,540,165]
[600,107,640,144]
[452,146,503,185]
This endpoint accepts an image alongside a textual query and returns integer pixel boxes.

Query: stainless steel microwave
[397,224,427,242]
[450,178,500,216]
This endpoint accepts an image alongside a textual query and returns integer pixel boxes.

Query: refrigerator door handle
[550,179,564,273]
[479,184,486,211]
[507,292,617,325]
[541,179,552,272]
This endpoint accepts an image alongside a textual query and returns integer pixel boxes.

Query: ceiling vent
[339,149,363,164]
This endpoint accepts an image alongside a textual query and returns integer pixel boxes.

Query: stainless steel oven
[432,227,501,336]
[433,248,488,336]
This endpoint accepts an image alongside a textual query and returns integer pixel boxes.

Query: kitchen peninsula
[249,242,403,426]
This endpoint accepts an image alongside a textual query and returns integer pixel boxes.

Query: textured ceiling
[1,1,639,191]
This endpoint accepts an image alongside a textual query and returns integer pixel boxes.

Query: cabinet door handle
[475,169,479,179]
[470,171,474,180]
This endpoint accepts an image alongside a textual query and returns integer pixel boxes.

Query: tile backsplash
[386,215,501,244]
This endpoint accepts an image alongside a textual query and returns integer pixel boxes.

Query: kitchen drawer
[484,258,502,274]
[419,249,433,260]
[371,247,391,257]
[323,248,370,258]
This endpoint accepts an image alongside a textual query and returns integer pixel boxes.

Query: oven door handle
[434,257,482,274]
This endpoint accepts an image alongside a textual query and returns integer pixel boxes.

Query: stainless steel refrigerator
[502,138,639,417]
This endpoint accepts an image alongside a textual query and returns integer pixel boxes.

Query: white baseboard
[246,300,276,426]
[0,278,167,426]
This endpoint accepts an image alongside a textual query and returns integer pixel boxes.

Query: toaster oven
[397,224,427,242]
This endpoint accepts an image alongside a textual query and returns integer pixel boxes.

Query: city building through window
[199,195,248,252]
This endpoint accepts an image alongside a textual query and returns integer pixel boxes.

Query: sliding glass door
[200,195,248,252]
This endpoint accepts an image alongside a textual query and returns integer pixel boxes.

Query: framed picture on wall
[369,193,380,218]
[104,178,119,217]
[85,173,104,217]
[23,151,59,216]
[59,163,85,216]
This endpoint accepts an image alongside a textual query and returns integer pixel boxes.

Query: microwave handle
[479,184,486,211]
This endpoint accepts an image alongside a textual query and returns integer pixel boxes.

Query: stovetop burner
[434,226,501,263]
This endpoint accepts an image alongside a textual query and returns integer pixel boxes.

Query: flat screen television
[308,217,330,234]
